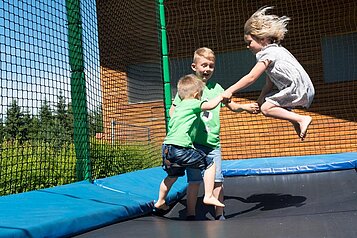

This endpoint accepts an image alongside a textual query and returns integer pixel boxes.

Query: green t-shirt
[164,99,204,148]
[173,81,224,148]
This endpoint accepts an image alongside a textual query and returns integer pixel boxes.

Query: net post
[158,0,172,132]
[65,0,91,181]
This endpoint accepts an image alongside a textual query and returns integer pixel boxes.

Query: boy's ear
[193,91,200,99]
[191,63,196,71]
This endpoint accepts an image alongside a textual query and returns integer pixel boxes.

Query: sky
[0,0,100,118]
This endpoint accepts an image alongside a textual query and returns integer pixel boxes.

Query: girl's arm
[201,94,223,111]
[257,77,273,106]
[226,61,268,95]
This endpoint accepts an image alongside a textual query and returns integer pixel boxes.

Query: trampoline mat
[74,169,357,238]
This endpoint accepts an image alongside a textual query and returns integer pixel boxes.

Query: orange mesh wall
[97,0,356,162]
[164,0,357,159]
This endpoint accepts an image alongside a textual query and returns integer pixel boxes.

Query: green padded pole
[158,0,172,132]
[65,0,91,181]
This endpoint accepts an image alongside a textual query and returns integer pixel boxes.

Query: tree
[39,100,53,125]
[56,92,67,122]
[37,100,54,142]
[54,92,73,146]
[89,104,103,136]
[56,92,73,136]
[0,117,4,144]
[28,116,40,140]
[4,100,31,143]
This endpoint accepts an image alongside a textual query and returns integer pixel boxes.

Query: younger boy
[154,74,228,211]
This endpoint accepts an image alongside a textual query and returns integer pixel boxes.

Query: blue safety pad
[0,167,187,238]
[94,167,187,203]
[1,152,356,238]
[222,152,357,176]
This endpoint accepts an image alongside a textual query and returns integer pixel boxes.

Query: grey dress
[256,44,315,108]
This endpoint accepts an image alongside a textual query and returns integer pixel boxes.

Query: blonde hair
[177,74,204,100]
[193,47,215,63]
[244,6,290,44]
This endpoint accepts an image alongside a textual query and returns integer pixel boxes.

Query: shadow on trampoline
[166,193,307,221]
[224,193,306,217]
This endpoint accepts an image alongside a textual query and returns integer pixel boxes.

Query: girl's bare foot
[203,196,225,207]
[299,116,312,141]
[292,121,301,138]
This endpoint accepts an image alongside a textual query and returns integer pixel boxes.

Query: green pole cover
[66,0,91,181]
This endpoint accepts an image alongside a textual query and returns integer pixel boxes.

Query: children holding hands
[155,5,315,218]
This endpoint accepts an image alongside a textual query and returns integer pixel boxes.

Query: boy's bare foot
[153,201,171,216]
[203,196,225,207]
[154,201,170,211]
[299,116,312,141]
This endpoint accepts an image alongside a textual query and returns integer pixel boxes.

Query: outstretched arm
[226,101,259,114]
[226,61,268,95]
[201,94,223,111]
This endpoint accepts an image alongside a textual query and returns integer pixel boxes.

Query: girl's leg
[202,163,225,207]
[260,102,312,140]
[154,176,178,209]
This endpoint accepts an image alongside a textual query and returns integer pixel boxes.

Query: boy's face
[191,55,215,82]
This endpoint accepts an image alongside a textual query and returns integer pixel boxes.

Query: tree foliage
[4,100,31,143]
[2,93,102,144]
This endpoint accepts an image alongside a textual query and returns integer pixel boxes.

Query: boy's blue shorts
[161,144,213,177]
[187,144,224,183]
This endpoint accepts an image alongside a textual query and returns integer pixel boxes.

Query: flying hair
[244,6,291,44]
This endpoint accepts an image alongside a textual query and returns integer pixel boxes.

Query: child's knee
[260,101,277,116]
[260,104,269,116]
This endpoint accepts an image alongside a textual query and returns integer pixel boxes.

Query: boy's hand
[221,91,232,104]
[221,90,232,100]
[243,102,260,114]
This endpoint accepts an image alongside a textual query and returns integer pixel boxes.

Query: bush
[0,139,161,196]
[90,139,161,179]
[0,140,77,195]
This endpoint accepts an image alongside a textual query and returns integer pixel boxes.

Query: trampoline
[72,152,357,238]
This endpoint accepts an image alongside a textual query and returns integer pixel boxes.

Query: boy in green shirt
[154,74,230,211]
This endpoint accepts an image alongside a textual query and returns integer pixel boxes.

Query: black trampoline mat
[73,169,357,238]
